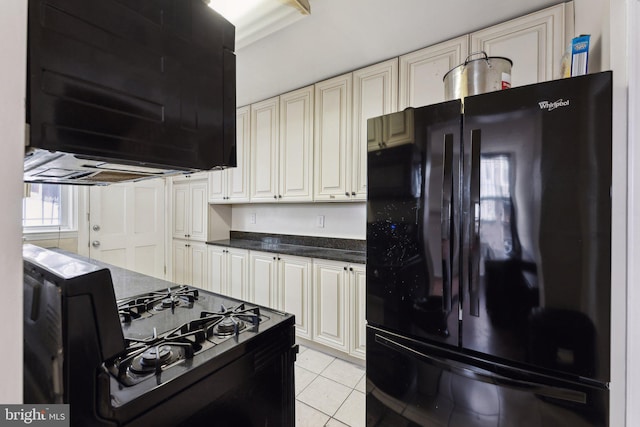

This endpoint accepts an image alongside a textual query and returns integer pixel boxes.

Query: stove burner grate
[201,303,261,337]
[117,285,198,322]
[108,302,264,385]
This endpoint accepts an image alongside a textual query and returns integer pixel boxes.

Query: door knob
[92,225,101,231]
[92,240,101,248]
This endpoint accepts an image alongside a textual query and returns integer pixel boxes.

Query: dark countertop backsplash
[207,231,366,264]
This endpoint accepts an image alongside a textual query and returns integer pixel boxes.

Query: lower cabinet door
[189,242,208,289]
[313,259,348,352]
[279,255,312,340]
[227,248,249,301]
[207,245,226,294]
[349,264,367,359]
[249,252,278,308]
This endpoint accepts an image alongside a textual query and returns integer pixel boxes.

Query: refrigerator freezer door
[367,102,462,347]
[367,326,609,427]
[461,72,612,384]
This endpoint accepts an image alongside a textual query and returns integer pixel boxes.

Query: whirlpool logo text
[538,99,570,111]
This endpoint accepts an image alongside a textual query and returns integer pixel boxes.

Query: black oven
[23,245,297,427]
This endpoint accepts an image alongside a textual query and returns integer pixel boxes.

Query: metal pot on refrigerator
[443,52,513,101]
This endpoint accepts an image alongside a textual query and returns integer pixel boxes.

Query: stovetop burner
[204,303,261,337]
[129,345,178,375]
[117,286,198,322]
[109,297,266,386]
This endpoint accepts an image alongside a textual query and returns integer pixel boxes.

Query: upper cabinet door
[172,182,190,239]
[228,105,251,202]
[399,35,469,109]
[352,58,399,200]
[250,97,280,202]
[279,86,314,202]
[188,180,208,241]
[469,3,570,87]
[314,73,352,202]
[209,106,250,203]
[208,169,227,203]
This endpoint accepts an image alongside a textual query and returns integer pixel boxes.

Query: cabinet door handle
[343,266,348,271]
[349,267,353,272]
[351,192,356,196]
[345,192,349,197]
[278,195,282,199]
[273,195,278,199]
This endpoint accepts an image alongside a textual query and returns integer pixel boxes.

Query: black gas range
[22,245,297,427]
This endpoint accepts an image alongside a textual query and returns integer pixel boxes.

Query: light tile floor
[295,345,366,427]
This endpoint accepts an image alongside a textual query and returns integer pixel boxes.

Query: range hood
[26,0,236,185]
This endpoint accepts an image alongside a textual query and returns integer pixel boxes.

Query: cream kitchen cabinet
[248,251,280,308]
[278,86,314,202]
[250,97,280,202]
[172,240,208,289]
[313,259,366,357]
[172,177,208,241]
[352,58,399,200]
[313,73,352,201]
[349,263,366,360]
[469,2,572,87]
[208,245,249,300]
[250,87,314,203]
[209,106,250,203]
[249,251,312,339]
[399,35,469,109]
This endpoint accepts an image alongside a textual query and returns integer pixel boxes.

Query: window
[23,184,76,234]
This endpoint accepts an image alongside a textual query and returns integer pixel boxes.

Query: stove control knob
[92,240,101,248]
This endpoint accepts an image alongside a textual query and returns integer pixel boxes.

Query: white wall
[621,0,639,425]
[232,203,366,239]
[0,1,27,403]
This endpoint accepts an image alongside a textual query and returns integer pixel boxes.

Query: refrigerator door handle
[469,129,481,317]
[441,133,454,313]
[375,332,588,405]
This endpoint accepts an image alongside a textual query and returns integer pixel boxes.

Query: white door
[89,178,166,279]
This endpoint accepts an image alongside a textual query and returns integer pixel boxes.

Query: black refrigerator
[366,71,612,426]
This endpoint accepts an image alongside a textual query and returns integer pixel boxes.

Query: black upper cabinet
[27,0,236,170]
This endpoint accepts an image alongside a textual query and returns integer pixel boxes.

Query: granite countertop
[207,232,366,265]
[50,248,180,299]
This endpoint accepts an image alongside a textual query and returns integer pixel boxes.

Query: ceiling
[234,0,563,106]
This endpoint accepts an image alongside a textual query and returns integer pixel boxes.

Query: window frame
[22,184,78,239]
